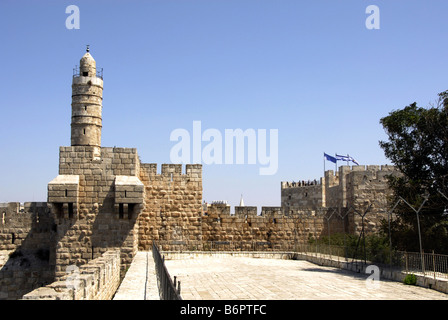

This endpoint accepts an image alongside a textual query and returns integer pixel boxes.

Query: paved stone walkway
[114,251,448,300]
[113,251,159,300]
[164,255,448,300]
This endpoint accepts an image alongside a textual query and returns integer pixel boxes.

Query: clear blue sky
[1,1,447,211]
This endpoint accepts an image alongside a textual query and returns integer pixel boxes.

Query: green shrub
[403,273,417,285]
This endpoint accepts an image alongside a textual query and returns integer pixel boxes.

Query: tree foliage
[379,90,448,253]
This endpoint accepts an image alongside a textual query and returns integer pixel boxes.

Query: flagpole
[335,152,337,172]
[323,152,326,172]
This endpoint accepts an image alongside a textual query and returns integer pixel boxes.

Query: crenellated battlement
[0,202,50,223]
[205,203,285,218]
[281,164,395,190]
[325,164,395,178]
[281,178,322,189]
[234,206,258,217]
[139,163,202,177]
[327,165,397,191]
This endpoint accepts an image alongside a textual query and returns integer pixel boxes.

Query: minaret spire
[239,194,245,206]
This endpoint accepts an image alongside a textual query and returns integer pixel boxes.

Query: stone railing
[22,249,120,300]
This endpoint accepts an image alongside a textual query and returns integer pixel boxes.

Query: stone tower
[70,46,103,158]
[44,47,203,280]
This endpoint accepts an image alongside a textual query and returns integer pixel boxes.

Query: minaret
[71,46,103,157]
[239,194,245,206]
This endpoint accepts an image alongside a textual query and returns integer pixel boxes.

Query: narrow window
[54,203,63,220]
[83,129,86,135]
[119,203,124,219]
[84,105,87,111]
[11,233,15,244]
[128,204,134,220]
[68,203,74,219]
[125,190,127,198]
[65,189,68,197]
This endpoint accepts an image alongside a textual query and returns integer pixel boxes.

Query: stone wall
[345,165,396,235]
[199,204,335,249]
[0,202,55,299]
[22,249,120,300]
[281,179,324,212]
[138,164,203,250]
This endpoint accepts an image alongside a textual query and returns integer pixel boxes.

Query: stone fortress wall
[197,164,397,250]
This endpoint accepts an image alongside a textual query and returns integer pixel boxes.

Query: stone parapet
[22,249,120,300]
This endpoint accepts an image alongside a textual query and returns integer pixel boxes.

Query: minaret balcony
[73,66,103,79]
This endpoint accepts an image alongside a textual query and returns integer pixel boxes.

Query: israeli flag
[336,154,359,165]
[350,157,359,165]
[335,154,350,162]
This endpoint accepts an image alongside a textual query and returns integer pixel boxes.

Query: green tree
[379,90,448,253]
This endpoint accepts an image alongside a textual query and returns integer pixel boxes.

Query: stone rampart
[200,204,335,248]
[22,249,120,300]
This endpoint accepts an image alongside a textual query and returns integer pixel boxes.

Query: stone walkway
[164,255,448,300]
[113,251,159,300]
[114,251,448,300]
